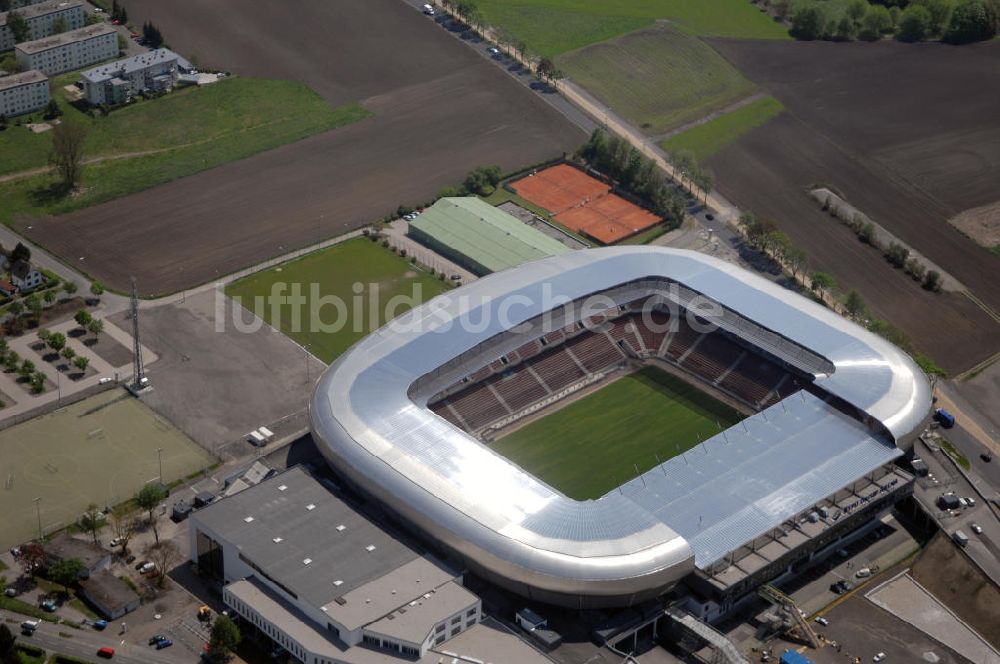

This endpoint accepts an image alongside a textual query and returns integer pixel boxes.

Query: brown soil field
[705,39,1000,372]
[910,531,1000,651]
[950,201,1000,250]
[22,0,583,296]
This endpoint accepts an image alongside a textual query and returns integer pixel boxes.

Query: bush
[923,270,943,292]
[886,242,909,268]
[905,258,927,281]
[896,4,932,40]
[859,222,877,246]
[945,0,997,42]
[791,4,829,39]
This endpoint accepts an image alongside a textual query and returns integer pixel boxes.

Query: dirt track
[705,39,1000,373]
[22,0,583,296]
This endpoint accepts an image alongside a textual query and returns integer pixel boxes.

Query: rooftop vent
[306,504,316,511]
[243,516,254,523]
[336,525,346,532]
[278,485,288,491]
[303,558,312,565]
[335,597,347,606]
[365,544,376,552]
[272,537,283,543]
[333,580,343,587]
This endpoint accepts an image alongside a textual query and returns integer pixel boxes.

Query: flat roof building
[190,467,482,663]
[80,47,192,105]
[0,69,48,117]
[0,0,86,52]
[15,23,116,75]
[408,197,569,275]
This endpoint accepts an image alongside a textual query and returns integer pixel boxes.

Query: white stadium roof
[310,247,930,606]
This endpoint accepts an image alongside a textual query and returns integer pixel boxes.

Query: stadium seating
[490,369,548,412]
[434,384,509,431]
[606,318,644,355]
[565,333,625,373]
[680,332,744,381]
[633,311,671,356]
[663,323,703,362]
[527,345,586,393]
[718,355,784,406]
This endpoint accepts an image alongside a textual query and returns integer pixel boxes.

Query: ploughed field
[21,0,583,296]
[705,39,1000,373]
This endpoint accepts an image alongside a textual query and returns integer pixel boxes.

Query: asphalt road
[13,616,190,664]
[945,423,1000,488]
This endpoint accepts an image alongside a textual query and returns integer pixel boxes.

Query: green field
[0,389,214,550]
[478,0,789,58]
[662,96,785,161]
[0,76,369,226]
[225,238,450,363]
[558,26,757,135]
[492,366,742,500]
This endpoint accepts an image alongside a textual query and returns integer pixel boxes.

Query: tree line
[578,129,687,226]
[776,0,998,42]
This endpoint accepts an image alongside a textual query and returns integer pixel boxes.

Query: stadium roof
[311,247,931,606]
[408,197,568,274]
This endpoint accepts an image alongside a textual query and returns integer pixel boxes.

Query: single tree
[136,483,168,544]
[897,4,932,40]
[47,332,66,352]
[860,4,893,38]
[48,557,84,594]
[73,355,89,371]
[30,371,45,393]
[38,328,51,342]
[18,543,45,579]
[843,289,867,319]
[144,541,179,589]
[945,0,997,42]
[24,293,41,319]
[43,99,62,120]
[43,289,56,305]
[50,121,88,190]
[4,350,20,372]
[811,272,837,292]
[89,281,105,299]
[536,57,557,82]
[110,505,137,555]
[87,318,104,337]
[63,281,78,296]
[61,346,75,361]
[10,242,30,265]
[791,4,828,39]
[80,503,103,545]
[208,615,241,662]
[18,358,35,378]
[6,10,29,43]
[0,623,17,664]
[924,270,943,292]
[74,309,92,328]
[916,0,955,35]
[846,0,868,25]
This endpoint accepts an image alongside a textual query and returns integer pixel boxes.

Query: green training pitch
[491,366,742,500]
[477,0,789,59]
[0,389,213,550]
[225,238,450,364]
[662,96,785,162]
[558,25,757,136]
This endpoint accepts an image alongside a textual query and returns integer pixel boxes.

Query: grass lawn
[0,76,369,227]
[225,238,450,363]
[558,25,757,135]
[0,389,213,550]
[491,366,742,500]
[661,96,785,162]
[477,0,789,59]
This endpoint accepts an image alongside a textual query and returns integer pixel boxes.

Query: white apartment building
[191,467,483,664]
[81,48,192,105]
[9,0,54,8]
[0,0,85,52]
[0,68,48,117]
[15,23,116,75]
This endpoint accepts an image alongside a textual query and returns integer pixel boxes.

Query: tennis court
[510,164,660,243]
[0,389,214,549]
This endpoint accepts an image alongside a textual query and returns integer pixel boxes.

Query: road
[11,614,191,664]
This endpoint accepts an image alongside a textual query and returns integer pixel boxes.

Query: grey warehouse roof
[81,48,191,84]
[310,247,931,605]
[192,466,419,611]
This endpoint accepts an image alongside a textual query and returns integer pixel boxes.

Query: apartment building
[0,0,85,52]
[15,23,116,75]
[0,68,48,117]
[81,47,192,105]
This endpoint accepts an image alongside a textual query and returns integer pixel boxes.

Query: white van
[422,3,435,15]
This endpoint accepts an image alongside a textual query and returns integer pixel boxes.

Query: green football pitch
[491,366,742,500]
[226,238,450,363]
[0,389,213,550]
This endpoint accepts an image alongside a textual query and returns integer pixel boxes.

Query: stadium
[310,247,931,612]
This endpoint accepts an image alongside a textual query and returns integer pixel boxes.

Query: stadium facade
[310,247,931,609]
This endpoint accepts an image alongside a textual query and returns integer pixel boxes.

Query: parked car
[422,4,435,15]
[109,537,122,548]
[41,598,57,612]
[982,452,992,462]
[111,18,120,24]
[488,47,500,57]
[139,562,157,575]
[134,560,148,571]
[93,620,108,631]
[149,635,168,646]
[92,6,103,11]
[20,620,39,635]
[155,639,173,650]
[4,587,17,597]
[873,653,886,662]
[10,546,21,557]
[450,274,461,281]
[125,555,136,565]
[855,568,872,579]
[97,646,115,658]
[814,616,829,626]
[971,523,983,535]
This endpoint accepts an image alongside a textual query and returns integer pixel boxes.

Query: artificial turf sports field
[0,389,213,550]
[491,366,742,500]
[225,238,450,363]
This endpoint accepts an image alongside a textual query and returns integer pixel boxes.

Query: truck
[952,530,969,547]
[934,408,955,428]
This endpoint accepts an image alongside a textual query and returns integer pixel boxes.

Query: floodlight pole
[34,497,42,540]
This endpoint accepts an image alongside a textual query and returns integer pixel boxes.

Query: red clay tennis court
[511,164,661,244]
